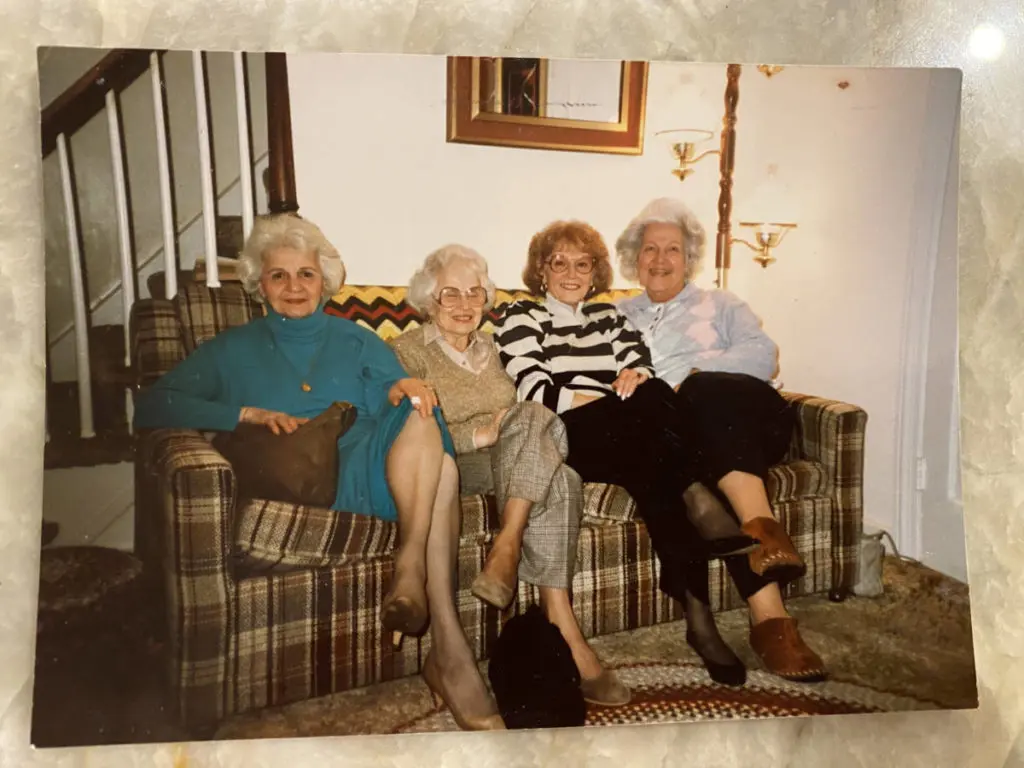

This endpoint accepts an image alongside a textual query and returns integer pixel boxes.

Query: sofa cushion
[233,500,397,573]
[234,493,500,573]
[582,483,638,523]
[459,494,499,542]
[233,458,831,572]
[581,460,830,523]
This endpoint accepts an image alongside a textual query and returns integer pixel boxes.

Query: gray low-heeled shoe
[580,669,632,707]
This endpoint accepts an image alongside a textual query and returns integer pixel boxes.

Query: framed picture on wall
[446,55,649,155]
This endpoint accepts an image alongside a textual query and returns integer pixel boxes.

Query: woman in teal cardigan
[134,214,504,732]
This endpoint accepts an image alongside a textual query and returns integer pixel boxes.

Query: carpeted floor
[30,553,977,747]
[213,556,977,740]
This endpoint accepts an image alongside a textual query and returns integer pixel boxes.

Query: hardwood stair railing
[42,47,296,466]
[41,49,160,158]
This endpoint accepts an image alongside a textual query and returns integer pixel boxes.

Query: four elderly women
[135,200,826,733]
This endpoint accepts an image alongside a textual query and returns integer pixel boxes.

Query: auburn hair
[522,220,613,296]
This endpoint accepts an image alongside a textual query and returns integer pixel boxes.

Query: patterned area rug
[32,554,975,746]
[37,546,142,621]
[213,557,975,742]
[393,663,936,733]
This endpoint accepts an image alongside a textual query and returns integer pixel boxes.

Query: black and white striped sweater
[493,295,654,414]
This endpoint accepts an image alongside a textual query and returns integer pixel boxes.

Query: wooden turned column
[715,64,741,289]
[265,52,299,215]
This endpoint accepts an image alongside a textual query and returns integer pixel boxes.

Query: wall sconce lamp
[733,222,797,268]
[655,129,719,182]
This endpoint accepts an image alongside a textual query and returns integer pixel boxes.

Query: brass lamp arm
[689,148,721,164]
[730,237,762,253]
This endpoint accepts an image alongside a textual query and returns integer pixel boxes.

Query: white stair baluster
[150,52,178,300]
[233,51,255,242]
[105,90,135,368]
[192,51,220,287]
[125,388,134,436]
[56,133,95,439]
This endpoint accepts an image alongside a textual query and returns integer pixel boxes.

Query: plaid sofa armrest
[140,428,240,724]
[781,392,868,594]
[782,392,867,487]
[130,298,185,389]
[144,428,238,573]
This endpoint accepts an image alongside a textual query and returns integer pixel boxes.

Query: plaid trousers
[465,401,583,589]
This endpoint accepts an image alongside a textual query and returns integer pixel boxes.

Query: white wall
[42,49,269,380]
[288,54,960,543]
[920,114,965,580]
[721,66,940,541]
[289,53,709,290]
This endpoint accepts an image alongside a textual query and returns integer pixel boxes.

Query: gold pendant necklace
[265,323,328,394]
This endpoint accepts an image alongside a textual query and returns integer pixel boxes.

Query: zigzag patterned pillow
[324,285,640,341]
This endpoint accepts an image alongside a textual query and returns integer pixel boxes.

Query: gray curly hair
[407,244,497,316]
[615,198,706,283]
[237,214,346,300]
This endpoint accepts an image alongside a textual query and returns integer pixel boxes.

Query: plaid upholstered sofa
[130,281,867,729]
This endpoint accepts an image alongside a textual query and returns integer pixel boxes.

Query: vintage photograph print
[34,47,975,746]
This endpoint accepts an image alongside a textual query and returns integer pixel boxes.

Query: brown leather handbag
[211,402,357,507]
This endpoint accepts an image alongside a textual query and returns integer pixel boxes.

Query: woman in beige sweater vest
[393,244,629,707]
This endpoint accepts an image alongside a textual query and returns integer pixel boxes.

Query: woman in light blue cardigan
[616,197,826,684]
[134,214,504,731]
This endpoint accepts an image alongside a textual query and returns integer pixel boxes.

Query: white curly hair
[615,197,706,283]
[407,244,497,316]
[237,213,346,300]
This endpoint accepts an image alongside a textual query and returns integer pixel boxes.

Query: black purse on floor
[487,605,586,729]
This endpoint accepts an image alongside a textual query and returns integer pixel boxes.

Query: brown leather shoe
[740,516,806,582]
[750,617,827,683]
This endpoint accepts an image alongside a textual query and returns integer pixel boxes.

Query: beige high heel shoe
[579,669,632,707]
[381,589,428,649]
[421,651,506,731]
[470,544,519,610]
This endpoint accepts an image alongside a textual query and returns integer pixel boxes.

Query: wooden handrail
[265,53,299,214]
[41,48,160,157]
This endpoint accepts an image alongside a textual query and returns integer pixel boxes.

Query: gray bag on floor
[853,530,899,597]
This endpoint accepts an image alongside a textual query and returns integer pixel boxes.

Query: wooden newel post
[265,53,299,215]
[715,63,741,289]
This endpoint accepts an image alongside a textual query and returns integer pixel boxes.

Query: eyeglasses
[436,286,488,308]
[547,254,596,274]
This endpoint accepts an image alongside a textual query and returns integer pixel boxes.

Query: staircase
[40,48,298,470]
[44,215,246,469]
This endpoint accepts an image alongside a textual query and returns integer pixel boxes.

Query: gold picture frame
[446,56,649,155]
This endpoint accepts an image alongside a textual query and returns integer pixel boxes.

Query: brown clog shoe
[750,617,827,683]
[740,516,806,582]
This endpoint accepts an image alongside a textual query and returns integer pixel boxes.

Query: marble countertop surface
[1,0,1021,765]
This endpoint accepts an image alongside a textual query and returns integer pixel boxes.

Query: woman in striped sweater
[494,220,760,686]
